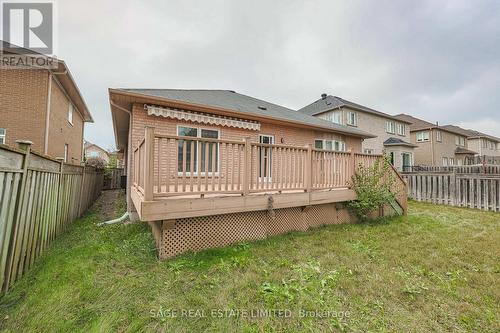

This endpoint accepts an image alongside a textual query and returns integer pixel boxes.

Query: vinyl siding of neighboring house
[0,68,86,165]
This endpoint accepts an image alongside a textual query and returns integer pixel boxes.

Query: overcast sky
[56,0,500,150]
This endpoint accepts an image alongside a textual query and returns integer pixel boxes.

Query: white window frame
[176,125,220,176]
[397,123,406,136]
[258,134,275,180]
[0,128,5,145]
[386,121,395,134]
[364,149,374,155]
[455,136,465,147]
[442,157,448,166]
[347,111,357,126]
[436,130,442,142]
[68,104,74,126]
[314,139,346,152]
[416,131,430,142]
[64,144,68,163]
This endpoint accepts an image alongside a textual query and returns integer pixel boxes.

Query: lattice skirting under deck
[149,202,391,259]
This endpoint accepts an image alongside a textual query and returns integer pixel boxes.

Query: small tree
[346,157,395,221]
[85,157,106,169]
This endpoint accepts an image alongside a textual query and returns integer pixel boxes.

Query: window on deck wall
[177,126,219,174]
[0,128,5,144]
[314,139,346,152]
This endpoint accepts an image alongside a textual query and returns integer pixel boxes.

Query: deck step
[389,197,404,216]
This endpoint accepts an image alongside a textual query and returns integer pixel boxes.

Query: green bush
[347,157,395,221]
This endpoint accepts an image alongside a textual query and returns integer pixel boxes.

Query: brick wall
[47,77,84,164]
[0,69,48,153]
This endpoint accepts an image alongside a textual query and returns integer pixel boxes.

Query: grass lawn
[0,191,499,332]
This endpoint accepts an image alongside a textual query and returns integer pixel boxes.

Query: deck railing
[133,127,384,199]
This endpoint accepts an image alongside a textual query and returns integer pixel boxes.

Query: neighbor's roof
[115,89,375,139]
[383,137,417,148]
[441,125,500,142]
[84,141,108,154]
[455,147,478,155]
[1,41,93,122]
[298,95,411,123]
[393,114,471,137]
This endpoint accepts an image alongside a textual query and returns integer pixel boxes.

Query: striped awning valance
[145,105,261,131]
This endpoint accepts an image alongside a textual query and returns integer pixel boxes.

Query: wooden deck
[130,127,406,221]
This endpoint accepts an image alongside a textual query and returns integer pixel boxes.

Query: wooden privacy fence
[0,142,103,292]
[402,172,500,212]
[132,127,385,199]
[103,168,124,190]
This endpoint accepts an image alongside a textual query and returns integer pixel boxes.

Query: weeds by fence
[0,142,103,293]
[103,168,124,190]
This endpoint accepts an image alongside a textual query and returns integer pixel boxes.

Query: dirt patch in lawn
[95,189,126,221]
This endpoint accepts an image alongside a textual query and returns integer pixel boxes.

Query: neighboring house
[0,42,93,164]
[299,94,415,171]
[440,125,500,165]
[84,141,110,164]
[109,89,406,258]
[394,114,476,166]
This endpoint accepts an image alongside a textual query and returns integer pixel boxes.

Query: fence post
[450,168,457,206]
[305,144,312,192]
[242,137,251,195]
[144,126,155,201]
[3,141,32,292]
[77,165,86,217]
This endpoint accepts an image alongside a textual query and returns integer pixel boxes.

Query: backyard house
[0,42,93,164]
[395,114,476,166]
[440,125,500,165]
[299,94,415,171]
[84,141,110,164]
[109,89,406,258]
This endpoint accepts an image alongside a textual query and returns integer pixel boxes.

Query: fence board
[403,172,500,212]
[0,145,103,293]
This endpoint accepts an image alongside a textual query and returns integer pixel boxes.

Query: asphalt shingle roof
[441,125,500,142]
[298,95,411,123]
[383,137,417,147]
[119,89,375,138]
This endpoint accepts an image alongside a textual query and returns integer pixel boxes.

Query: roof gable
[299,95,410,123]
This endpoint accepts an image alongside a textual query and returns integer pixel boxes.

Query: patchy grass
[0,194,499,332]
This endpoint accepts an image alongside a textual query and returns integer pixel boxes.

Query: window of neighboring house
[0,128,5,144]
[481,139,488,148]
[64,144,68,163]
[259,134,274,179]
[177,125,219,174]
[489,140,496,150]
[416,131,430,142]
[455,136,465,147]
[442,157,448,166]
[386,121,395,134]
[364,149,374,155]
[88,151,98,158]
[457,158,463,166]
[314,139,346,152]
[397,123,406,136]
[436,130,442,142]
[450,158,455,166]
[347,111,357,126]
[68,104,74,125]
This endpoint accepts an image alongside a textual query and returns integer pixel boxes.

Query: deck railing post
[305,144,312,192]
[349,149,355,181]
[144,126,155,201]
[242,137,251,195]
